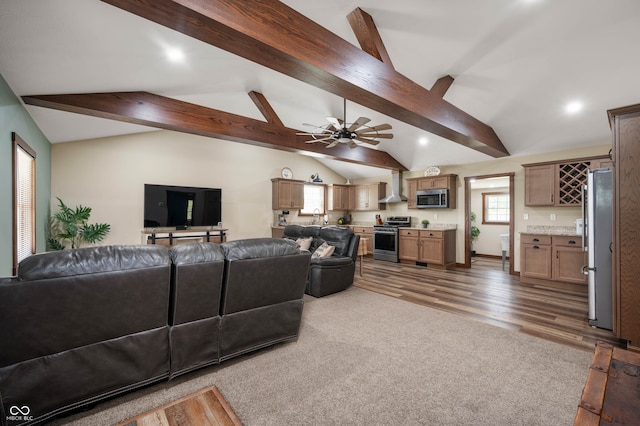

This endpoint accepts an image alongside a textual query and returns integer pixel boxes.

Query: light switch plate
[550,213,557,221]
[523,213,529,220]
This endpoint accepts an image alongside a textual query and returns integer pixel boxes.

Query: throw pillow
[295,236,313,251]
[311,242,335,259]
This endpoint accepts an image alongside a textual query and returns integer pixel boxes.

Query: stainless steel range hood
[379,171,407,203]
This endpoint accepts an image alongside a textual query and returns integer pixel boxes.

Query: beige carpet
[51,286,590,425]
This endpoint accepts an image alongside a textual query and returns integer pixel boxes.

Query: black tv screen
[144,184,222,228]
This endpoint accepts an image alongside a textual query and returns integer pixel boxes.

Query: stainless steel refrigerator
[582,169,613,330]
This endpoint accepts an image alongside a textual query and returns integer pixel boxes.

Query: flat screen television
[144,184,222,229]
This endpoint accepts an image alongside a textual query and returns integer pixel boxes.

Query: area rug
[116,385,241,426]
[51,286,591,425]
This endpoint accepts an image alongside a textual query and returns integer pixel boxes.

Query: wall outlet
[434,214,438,220]
[550,213,557,221]
[523,213,529,220]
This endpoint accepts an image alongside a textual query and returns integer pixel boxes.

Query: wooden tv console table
[142,227,228,247]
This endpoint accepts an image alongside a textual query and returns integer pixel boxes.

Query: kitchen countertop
[521,225,581,237]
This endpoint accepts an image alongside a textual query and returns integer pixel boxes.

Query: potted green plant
[421,219,430,228]
[470,211,480,256]
[48,197,111,250]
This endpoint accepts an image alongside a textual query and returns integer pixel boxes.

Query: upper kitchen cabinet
[353,183,386,211]
[328,184,356,211]
[271,178,305,210]
[523,156,611,207]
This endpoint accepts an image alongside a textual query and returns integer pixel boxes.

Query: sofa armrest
[310,255,353,267]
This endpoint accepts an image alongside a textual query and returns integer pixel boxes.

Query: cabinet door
[347,186,356,210]
[417,177,447,190]
[355,185,369,210]
[290,181,305,209]
[520,243,552,279]
[419,236,444,264]
[329,185,346,210]
[524,165,555,206]
[407,180,417,209]
[275,181,292,209]
[554,246,587,284]
[399,236,419,261]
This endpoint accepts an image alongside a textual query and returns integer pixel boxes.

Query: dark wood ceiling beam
[248,90,283,126]
[347,7,394,68]
[431,75,455,98]
[22,92,407,171]
[99,0,509,158]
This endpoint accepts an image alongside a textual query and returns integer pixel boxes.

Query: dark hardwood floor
[354,256,626,352]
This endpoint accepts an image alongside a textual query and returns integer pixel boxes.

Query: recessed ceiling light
[166,48,185,63]
[419,137,428,146]
[565,101,583,114]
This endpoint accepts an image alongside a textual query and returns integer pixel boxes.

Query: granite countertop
[521,225,581,237]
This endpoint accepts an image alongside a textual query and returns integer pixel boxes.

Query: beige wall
[52,131,609,272]
[51,130,346,245]
[351,144,611,270]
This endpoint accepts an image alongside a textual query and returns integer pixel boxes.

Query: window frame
[299,183,327,216]
[482,191,510,225]
[12,132,37,275]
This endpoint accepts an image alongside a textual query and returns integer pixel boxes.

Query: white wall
[51,130,346,245]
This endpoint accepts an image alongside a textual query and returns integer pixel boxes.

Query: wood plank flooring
[354,256,626,352]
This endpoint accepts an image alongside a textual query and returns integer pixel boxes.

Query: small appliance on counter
[278,210,289,226]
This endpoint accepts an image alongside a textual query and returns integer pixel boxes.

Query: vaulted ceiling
[1,0,639,178]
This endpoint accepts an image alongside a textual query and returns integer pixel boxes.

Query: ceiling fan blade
[348,141,358,149]
[366,123,392,132]
[355,137,380,146]
[296,130,333,136]
[305,137,334,143]
[358,132,394,139]
[326,140,340,148]
[326,117,343,130]
[348,117,371,131]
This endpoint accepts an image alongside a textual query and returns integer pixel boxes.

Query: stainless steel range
[373,216,411,262]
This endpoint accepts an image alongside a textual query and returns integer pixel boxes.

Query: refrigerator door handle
[581,184,587,251]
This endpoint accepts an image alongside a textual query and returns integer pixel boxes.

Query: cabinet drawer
[400,229,420,237]
[521,234,551,245]
[553,235,582,247]
[420,230,443,239]
[352,226,372,234]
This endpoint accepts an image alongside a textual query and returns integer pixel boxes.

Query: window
[300,183,326,216]
[482,192,509,224]
[12,132,36,274]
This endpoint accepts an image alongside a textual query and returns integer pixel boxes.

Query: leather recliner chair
[283,225,360,297]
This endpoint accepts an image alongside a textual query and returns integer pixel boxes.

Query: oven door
[373,230,399,262]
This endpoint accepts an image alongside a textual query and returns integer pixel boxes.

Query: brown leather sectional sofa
[0,238,310,426]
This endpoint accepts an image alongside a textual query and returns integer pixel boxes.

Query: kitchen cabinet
[271,178,304,210]
[399,229,456,269]
[406,175,457,209]
[353,183,386,211]
[352,226,373,254]
[523,156,611,207]
[520,234,586,289]
[609,103,640,348]
[328,184,356,211]
[552,236,586,284]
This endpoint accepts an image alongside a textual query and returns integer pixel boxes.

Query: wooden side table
[357,237,369,276]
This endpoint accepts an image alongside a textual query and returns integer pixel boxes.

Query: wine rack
[557,161,590,205]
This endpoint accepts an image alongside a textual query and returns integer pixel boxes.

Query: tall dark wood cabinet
[609,104,640,350]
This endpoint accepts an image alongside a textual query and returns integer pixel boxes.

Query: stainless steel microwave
[416,189,449,208]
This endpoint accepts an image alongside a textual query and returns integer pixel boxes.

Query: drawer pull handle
[568,240,576,245]
[533,238,540,242]
[533,245,540,249]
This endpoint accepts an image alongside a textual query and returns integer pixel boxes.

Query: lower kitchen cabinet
[520,233,586,290]
[399,229,456,269]
[352,226,373,254]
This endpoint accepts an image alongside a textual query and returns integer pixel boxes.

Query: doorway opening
[464,173,515,274]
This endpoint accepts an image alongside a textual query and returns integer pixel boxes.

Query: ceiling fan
[297,99,393,149]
